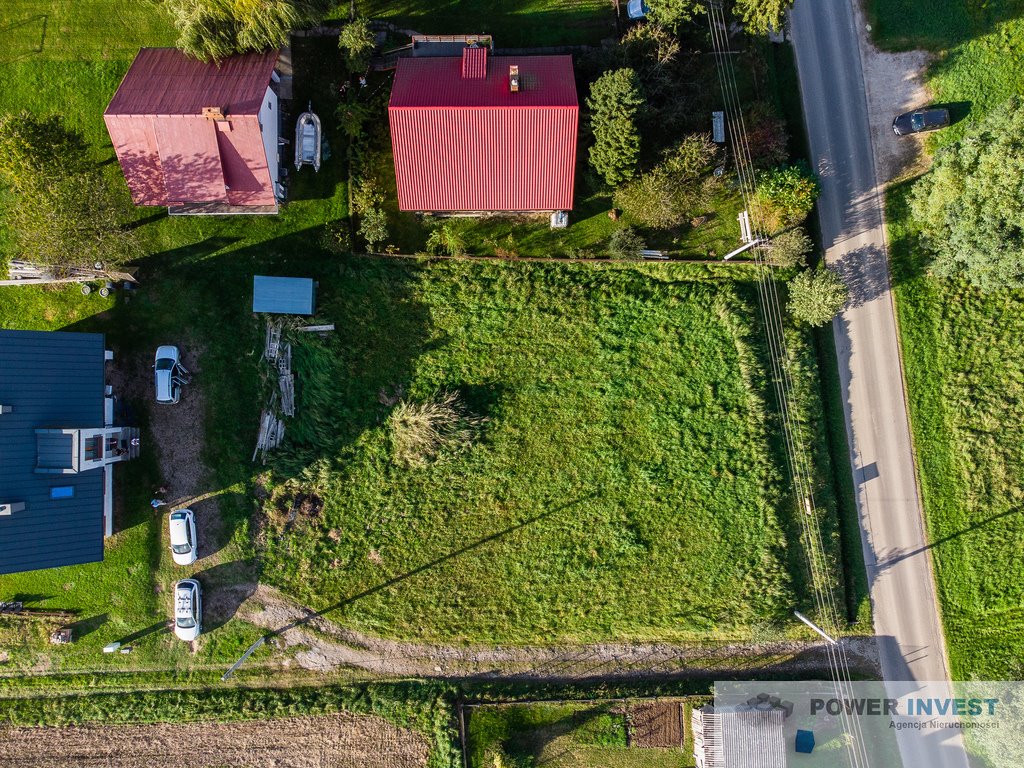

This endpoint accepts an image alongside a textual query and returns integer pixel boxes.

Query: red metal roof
[389,55,578,212]
[461,46,487,79]
[104,48,278,208]
[106,48,278,116]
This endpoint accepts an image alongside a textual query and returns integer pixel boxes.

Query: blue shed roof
[252,276,316,315]
[0,330,106,575]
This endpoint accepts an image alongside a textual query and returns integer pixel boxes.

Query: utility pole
[794,610,838,645]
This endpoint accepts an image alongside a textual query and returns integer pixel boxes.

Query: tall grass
[259,259,845,644]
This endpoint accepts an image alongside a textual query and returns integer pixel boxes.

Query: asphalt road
[789,2,971,767]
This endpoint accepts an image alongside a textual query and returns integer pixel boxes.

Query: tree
[788,267,848,325]
[734,0,795,35]
[358,208,388,252]
[614,134,721,229]
[0,111,139,272]
[910,98,1024,290]
[338,17,375,71]
[767,227,813,268]
[586,68,645,187]
[167,0,325,61]
[607,227,645,260]
[647,0,702,29]
[754,162,819,232]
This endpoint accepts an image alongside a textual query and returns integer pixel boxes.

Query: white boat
[294,108,322,172]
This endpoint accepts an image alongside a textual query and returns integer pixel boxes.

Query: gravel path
[241,586,880,680]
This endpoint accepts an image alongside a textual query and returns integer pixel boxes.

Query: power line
[702,5,871,766]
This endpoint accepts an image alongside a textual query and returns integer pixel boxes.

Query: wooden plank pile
[278,342,295,417]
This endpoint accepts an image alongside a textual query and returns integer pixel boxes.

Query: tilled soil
[624,701,685,748]
[0,713,429,768]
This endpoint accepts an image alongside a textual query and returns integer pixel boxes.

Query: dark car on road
[893,108,950,136]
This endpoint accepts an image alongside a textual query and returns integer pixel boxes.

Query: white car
[154,345,188,404]
[168,509,197,566]
[173,579,202,641]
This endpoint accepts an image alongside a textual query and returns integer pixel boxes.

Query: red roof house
[389,47,578,213]
[104,48,282,215]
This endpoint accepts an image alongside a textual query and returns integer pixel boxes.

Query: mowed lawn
[870,0,1024,677]
[260,259,823,644]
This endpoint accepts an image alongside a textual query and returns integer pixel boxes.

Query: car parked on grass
[893,108,950,136]
[154,345,189,404]
[173,578,202,641]
[168,509,197,566]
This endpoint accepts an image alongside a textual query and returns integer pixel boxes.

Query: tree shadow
[194,560,259,633]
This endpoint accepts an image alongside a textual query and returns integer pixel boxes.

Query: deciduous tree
[734,0,795,36]
[787,267,848,325]
[0,112,139,272]
[767,227,813,268]
[614,134,721,229]
[167,0,326,61]
[338,17,375,72]
[910,98,1024,290]
[587,68,645,187]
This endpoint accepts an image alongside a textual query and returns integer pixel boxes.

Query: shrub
[606,227,645,260]
[358,208,388,252]
[319,221,352,254]
[426,224,467,257]
[388,391,484,467]
[767,227,813,268]
[745,102,789,169]
[787,267,849,326]
[586,68,645,187]
[754,163,820,232]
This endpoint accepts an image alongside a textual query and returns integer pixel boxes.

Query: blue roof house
[0,330,139,575]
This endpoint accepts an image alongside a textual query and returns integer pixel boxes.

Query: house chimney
[462,45,487,79]
[202,106,228,121]
[509,65,520,93]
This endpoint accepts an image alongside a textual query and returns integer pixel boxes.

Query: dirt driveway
[0,713,428,768]
[850,0,933,184]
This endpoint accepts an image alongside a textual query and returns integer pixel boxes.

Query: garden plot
[0,712,428,768]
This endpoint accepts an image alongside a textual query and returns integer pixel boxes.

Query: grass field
[350,0,616,47]
[467,701,691,768]
[0,0,851,679]
[867,0,1024,677]
[257,259,845,644]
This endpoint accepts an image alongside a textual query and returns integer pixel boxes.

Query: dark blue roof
[252,275,316,315]
[0,330,106,575]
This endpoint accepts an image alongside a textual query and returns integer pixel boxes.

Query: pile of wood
[253,319,334,462]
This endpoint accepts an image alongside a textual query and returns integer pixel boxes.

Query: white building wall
[259,85,280,194]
